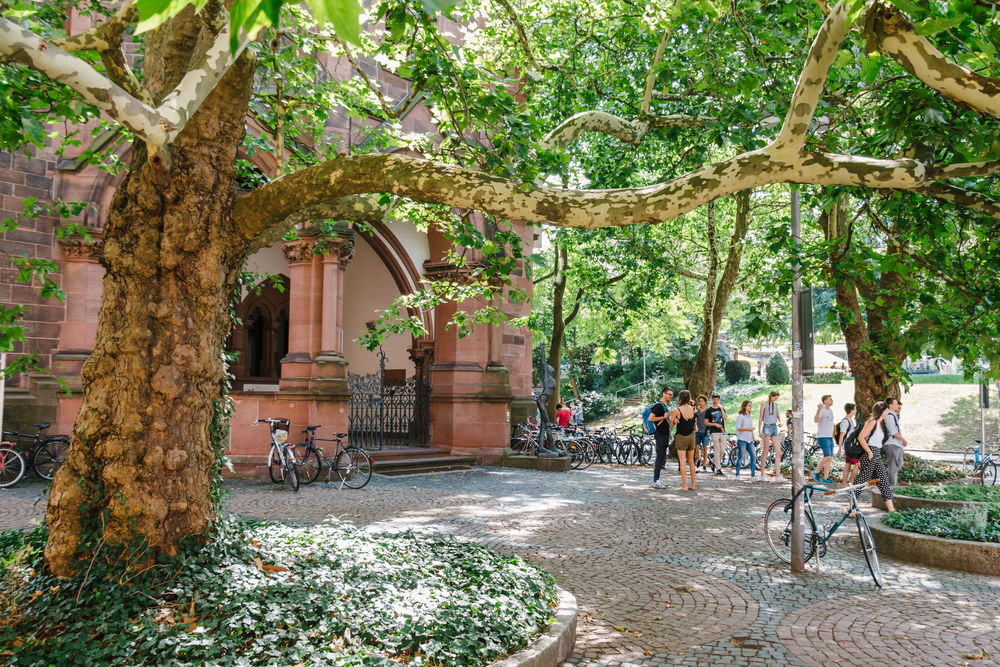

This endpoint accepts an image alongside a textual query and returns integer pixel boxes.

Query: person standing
[556,402,573,428]
[705,393,728,476]
[571,401,584,426]
[758,390,781,479]
[649,387,674,489]
[735,400,757,479]
[671,390,698,490]
[855,402,896,512]
[812,395,836,485]
[837,403,858,486]
[695,395,710,471]
[883,397,907,488]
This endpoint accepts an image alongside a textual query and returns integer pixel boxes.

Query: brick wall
[0,148,65,388]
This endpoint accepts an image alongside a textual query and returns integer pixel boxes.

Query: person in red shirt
[556,402,573,428]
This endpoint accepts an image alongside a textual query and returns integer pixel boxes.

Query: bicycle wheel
[639,437,653,466]
[764,498,816,564]
[0,446,26,488]
[268,446,284,484]
[855,513,882,588]
[33,437,69,480]
[284,460,299,492]
[616,438,632,465]
[336,446,373,489]
[963,447,978,471]
[294,445,322,484]
[979,461,999,486]
[578,440,597,470]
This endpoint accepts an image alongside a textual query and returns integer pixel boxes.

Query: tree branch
[641,26,671,116]
[930,160,1000,180]
[539,110,711,149]
[51,0,137,53]
[867,3,1000,118]
[909,182,1000,220]
[772,1,850,151]
[0,17,168,145]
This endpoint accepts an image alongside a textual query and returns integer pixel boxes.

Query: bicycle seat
[32,423,50,429]
[302,425,321,433]
[975,439,983,444]
[333,432,347,438]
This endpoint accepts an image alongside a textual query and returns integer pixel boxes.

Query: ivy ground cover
[0,518,557,666]
[882,504,1000,544]
[894,483,1000,503]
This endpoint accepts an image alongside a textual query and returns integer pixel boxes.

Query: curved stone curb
[487,587,577,667]
[872,487,992,511]
[869,516,1000,576]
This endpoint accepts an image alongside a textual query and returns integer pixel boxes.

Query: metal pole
[790,186,806,573]
[643,349,647,385]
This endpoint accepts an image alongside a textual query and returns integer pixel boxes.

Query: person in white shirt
[758,390,781,480]
[735,400,757,479]
[882,397,907,488]
[837,403,858,486]
[855,401,896,512]
[811,394,836,485]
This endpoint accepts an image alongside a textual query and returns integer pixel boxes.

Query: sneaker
[715,470,724,476]
[812,472,822,483]
[822,478,837,485]
[651,481,665,489]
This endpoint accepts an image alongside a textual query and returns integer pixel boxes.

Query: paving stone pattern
[4,466,999,666]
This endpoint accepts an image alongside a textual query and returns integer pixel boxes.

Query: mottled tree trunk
[822,199,901,420]
[44,18,256,577]
[688,191,751,398]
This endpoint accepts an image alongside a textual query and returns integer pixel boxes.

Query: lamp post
[790,186,806,573]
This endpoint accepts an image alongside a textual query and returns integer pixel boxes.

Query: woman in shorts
[758,390,781,479]
[695,395,710,470]
[671,390,698,491]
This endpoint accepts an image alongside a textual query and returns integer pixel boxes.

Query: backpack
[641,401,663,435]
[843,426,864,459]
[833,417,850,443]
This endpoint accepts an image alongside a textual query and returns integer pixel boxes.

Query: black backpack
[843,426,864,459]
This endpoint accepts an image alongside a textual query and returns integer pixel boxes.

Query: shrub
[882,504,1000,543]
[578,390,624,421]
[0,518,558,666]
[724,360,751,385]
[895,452,966,483]
[894,484,1000,503]
[766,355,790,384]
[804,371,845,384]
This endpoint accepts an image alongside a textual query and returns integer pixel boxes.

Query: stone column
[425,262,511,463]
[279,232,321,390]
[315,224,355,381]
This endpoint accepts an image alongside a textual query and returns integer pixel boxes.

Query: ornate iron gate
[348,347,431,450]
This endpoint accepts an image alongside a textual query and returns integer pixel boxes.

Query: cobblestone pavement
[4,466,999,666]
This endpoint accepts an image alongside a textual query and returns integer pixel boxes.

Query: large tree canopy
[1,0,999,576]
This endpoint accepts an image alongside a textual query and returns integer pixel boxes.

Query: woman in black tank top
[671,390,698,491]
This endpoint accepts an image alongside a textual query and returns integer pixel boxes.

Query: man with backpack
[883,397,907,487]
[647,387,674,489]
[836,403,858,486]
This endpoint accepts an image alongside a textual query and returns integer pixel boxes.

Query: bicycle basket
[273,429,288,444]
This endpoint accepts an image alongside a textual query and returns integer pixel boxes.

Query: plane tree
[3,0,1000,576]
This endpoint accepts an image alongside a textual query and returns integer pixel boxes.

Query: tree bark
[43,19,256,578]
[688,191,751,397]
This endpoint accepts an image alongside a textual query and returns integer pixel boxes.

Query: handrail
[612,374,674,399]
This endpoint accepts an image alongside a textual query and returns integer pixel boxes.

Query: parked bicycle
[764,478,883,588]
[2,423,70,480]
[0,442,26,488]
[294,425,373,489]
[255,418,299,491]
[965,438,999,486]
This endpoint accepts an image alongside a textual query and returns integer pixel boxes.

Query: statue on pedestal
[535,344,560,457]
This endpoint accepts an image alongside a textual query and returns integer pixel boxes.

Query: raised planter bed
[489,588,577,667]
[871,486,989,512]
[869,516,1000,576]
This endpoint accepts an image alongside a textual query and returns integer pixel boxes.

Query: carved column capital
[58,234,104,262]
[281,238,317,264]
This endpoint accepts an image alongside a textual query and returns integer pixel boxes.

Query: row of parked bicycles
[0,423,69,488]
[509,418,810,470]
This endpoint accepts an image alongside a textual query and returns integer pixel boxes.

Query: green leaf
[134,0,209,35]
[914,16,963,36]
[20,114,44,146]
[305,0,362,45]
[419,0,460,14]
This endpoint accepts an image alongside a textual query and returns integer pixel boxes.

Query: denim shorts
[696,432,711,448]
[761,423,779,437]
[817,437,835,457]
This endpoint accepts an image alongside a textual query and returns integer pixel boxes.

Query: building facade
[0,17,535,469]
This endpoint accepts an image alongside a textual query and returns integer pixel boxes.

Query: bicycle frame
[786,483,861,545]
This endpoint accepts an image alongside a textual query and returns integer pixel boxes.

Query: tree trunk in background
[822,199,901,419]
[44,18,256,578]
[688,191,752,398]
